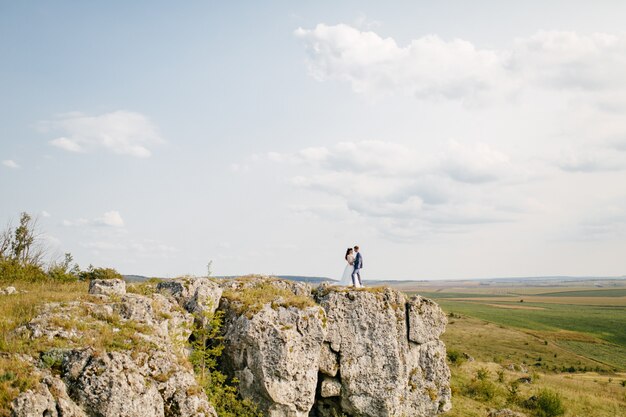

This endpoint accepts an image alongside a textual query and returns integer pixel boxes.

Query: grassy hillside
[413,285,626,416]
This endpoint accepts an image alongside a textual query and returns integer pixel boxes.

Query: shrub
[47,253,80,282]
[189,310,262,417]
[497,369,506,383]
[476,367,490,381]
[524,388,565,417]
[447,349,466,365]
[0,259,47,283]
[463,379,498,401]
[78,265,123,281]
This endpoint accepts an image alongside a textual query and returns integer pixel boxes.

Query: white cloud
[50,137,84,153]
[296,25,626,105]
[41,111,162,158]
[96,211,125,227]
[440,141,513,183]
[259,140,531,238]
[511,31,626,92]
[2,159,20,169]
[62,210,125,228]
[41,211,52,218]
[83,239,179,257]
[295,24,512,103]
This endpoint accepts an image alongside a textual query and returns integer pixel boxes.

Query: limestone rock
[318,342,339,377]
[314,287,451,417]
[408,295,447,344]
[88,278,126,296]
[5,286,17,295]
[11,383,58,417]
[320,377,342,398]
[13,289,215,417]
[157,277,223,315]
[221,300,326,417]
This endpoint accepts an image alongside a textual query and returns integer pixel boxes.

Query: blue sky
[2,1,626,279]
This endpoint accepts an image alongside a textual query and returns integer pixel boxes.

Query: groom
[352,245,363,287]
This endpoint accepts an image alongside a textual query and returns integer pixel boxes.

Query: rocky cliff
[10,277,451,417]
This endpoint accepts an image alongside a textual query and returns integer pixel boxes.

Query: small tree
[189,309,261,417]
[0,212,45,266]
[47,253,81,282]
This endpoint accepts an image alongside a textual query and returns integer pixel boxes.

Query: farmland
[395,278,626,416]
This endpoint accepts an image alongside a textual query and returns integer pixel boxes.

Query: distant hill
[123,274,337,284]
[276,275,336,284]
[123,274,151,282]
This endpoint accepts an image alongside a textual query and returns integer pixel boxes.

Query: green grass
[440,317,626,417]
[436,300,626,348]
[430,296,626,371]
[418,292,510,299]
[536,289,626,297]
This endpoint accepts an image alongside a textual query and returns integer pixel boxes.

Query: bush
[447,349,466,365]
[0,259,47,283]
[47,253,80,283]
[476,367,490,381]
[463,379,498,402]
[524,389,565,417]
[78,265,123,281]
[189,310,262,417]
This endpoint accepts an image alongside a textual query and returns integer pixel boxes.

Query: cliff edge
[10,277,451,417]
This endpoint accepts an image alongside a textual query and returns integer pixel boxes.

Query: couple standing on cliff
[340,245,364,287]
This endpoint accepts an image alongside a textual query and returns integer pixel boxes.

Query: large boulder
[221,300,326,417]
[88,278,126,296]
[157,277,223,316]
[313,286,451,417]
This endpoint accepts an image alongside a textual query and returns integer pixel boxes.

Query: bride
[340,248,360,287]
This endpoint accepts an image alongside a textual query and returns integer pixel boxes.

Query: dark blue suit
[352,252,363,286]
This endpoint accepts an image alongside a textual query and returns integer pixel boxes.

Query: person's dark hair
[354,245,359,251]
[345,248,353,260]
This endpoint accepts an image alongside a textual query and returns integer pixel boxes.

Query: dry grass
[442,314,626,416]
[444,360,626,417]
[222,279,316,317]
[0,280,157,415]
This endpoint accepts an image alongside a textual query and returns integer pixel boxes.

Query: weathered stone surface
[13,289,215,417]
[63,349,165,417]
[44,375,87,417]
[12,277,450,417]
[313,287,451,417]
[408,295,447,344]
[11,383,58,417]
[320,377,342,398]
[157,277,223,315]
[221,300,326,417]
[88,278,126,296]
[5,286,17,295]
[318,342,339,377]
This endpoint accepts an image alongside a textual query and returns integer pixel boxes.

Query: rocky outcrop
[220,301,326,417]
[10,277,451,417]
[87,278,126,296]
[311,286,451,417]
[11,279,216,417]
[216,280,451,417]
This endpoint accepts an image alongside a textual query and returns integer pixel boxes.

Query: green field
[434,299,626,370]
[536,288,626,297]
[407,284,626,416]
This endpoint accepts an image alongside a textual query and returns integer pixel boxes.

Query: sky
[2,1,626,280]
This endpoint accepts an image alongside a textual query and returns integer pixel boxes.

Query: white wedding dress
[340,254,360,287]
